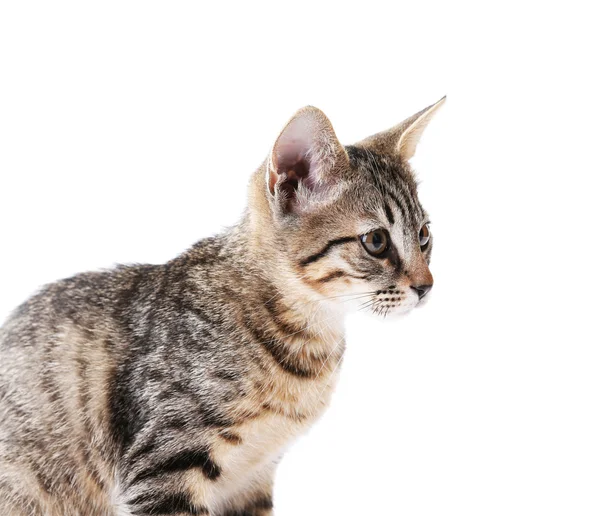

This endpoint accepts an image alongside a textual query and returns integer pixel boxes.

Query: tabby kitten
[0,98,444,516]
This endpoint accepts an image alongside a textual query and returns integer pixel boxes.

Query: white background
[1,2,599,515]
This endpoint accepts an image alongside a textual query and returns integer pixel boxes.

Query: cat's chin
[360,301,419,320]
[386,304,419,319]
[383,294,430,318]
[383,309,414,320]
[416,293,432,308]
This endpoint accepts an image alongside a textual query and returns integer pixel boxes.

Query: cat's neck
[234,214,346,339]
[176,216,346,380]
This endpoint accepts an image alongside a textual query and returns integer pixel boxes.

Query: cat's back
[0,263,164,515]
[0,236,236,514]
[0,262,159,367]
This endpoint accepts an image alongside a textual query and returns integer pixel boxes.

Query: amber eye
[419,223,431,249]
[360,229,389,257]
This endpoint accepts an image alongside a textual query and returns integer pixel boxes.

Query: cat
[0,97,445,516]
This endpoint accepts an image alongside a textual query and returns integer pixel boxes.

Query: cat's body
[0,231,340,515]
[0,99,444,515]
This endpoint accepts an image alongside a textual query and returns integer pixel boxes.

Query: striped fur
[0,99,444,515]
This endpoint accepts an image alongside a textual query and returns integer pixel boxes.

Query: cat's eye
[419,223,431,249]
[360,229,389,257]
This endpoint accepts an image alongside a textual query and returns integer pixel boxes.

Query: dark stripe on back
[110,270,153,452]
[129,448,221,485]
[299,236,356,266]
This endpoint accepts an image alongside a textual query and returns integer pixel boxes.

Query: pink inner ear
[269,109,340,203]
[270,135,317,195]
[271,143,313,210]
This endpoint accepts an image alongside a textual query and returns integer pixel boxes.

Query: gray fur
[0,100,443,515]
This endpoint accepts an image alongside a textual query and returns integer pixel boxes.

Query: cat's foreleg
[123,479,273,516]
[219,464,275,516]
[221,493,274,516]
[124,489,209,515]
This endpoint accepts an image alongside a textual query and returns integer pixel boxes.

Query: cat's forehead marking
[345,145,424,231]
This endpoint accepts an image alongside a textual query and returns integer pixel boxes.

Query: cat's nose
[411,284,432,299]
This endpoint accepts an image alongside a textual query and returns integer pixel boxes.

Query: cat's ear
[359,96,446,161]
[267,106,348,212]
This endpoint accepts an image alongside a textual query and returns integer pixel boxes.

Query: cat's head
[253,98,444,318]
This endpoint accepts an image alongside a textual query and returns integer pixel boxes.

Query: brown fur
[0,98,444,515]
